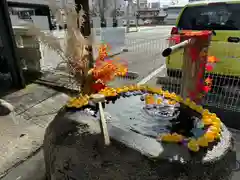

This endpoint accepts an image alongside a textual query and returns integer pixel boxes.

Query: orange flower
[93,43,128,84]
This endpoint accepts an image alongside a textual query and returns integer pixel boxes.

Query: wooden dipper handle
[91,94,110,146]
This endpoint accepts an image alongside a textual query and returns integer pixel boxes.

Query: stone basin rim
[59,108,234,164]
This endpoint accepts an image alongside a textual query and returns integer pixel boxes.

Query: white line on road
[137,64,166,85]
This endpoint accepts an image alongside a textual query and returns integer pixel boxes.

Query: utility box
[13,26,41,73]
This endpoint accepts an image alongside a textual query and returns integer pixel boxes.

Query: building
[89,0,126,17]
[7,0,76,29]
[150,2,160,9]
[163,4,185,25]
[139,0,148,8]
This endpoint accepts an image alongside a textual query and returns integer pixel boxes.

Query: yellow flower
[68,97,76,103]
[208,125,220,134]
[75,103,83,108]
[66,103,73,108]
[163,90,171,98]
[168,100,177,105]
[116,88,122,94]
[195,105,204,113]
[160,133,172,142]
[175,95,183,102]
[215,133,221,140]
[170,92,177,99]
[128,85,135,91]
[212,117,221,123]
[204,131,215,143]
[156,88,163,95]
[197,137,208,147]
[188,139,200,152]
[156,98,162,104]
[161,133,183,143]
[184,98,191,106]
[212,121,221,130]
[122,86,129,92]
[134,85,141,91]
[202,117,213,125]
[202,109,210,116]
[210,113,217,118]
[189,101,197,110]
[171,133,184,142]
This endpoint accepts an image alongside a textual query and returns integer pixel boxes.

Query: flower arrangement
[66,84,222,152]
[22,0,128,96]
[90,43,128,92]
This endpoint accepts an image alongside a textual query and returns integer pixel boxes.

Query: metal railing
[161,34,240,112]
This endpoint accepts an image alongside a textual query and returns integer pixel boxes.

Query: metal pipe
[162,39,191,57]
[126,0,130,33]
[136,0,139,27]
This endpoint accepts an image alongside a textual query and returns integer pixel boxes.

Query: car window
[178,3,240,30]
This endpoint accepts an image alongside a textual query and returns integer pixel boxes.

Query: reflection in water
[103,95,180,138]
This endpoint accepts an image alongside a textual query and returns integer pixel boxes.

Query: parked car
[167,0,240,86]
[123,19,136,26]
[144,19,152,25]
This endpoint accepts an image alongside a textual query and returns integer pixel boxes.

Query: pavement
[0,84,69,179]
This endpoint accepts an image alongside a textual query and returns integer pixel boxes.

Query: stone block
[43,108,236,180]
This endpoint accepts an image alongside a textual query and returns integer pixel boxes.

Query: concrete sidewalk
[0,84,69,179]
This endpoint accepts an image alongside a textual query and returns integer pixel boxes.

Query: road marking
[137,64,166,85]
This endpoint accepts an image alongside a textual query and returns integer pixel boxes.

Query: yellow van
[167,0,240,83]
